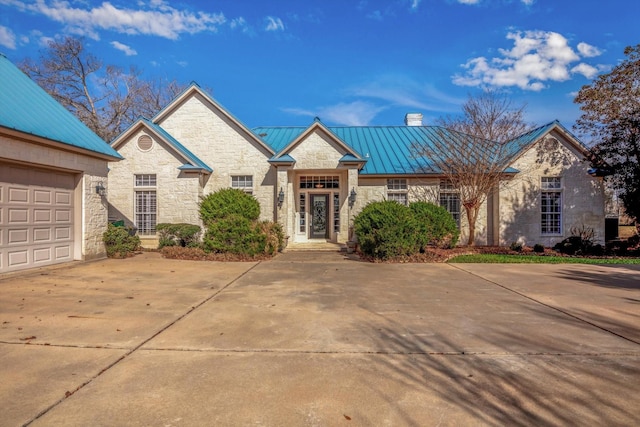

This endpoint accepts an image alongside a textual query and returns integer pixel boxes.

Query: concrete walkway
[1,252,639,426]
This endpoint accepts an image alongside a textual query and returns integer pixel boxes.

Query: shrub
[199,188,260,226]
[103,223,140,258]
[409,201,459,249]
[255,220,285,255]
[156,223,201,249]
[354,200,420,260]
[510,241,523,252]
[554,224,595,255]
[202,215,283,257]
[533,243,545,253]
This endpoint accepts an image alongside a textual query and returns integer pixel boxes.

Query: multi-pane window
[299,193,306,233]
[134,174,157,235]
[333,193,340,232]
[387,179,408,205]
[231,175,253,194]
[299,176,340,189]
[541,177,562,234]
[439,180,461,227]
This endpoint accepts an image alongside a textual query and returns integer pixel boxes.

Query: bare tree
[412,91,533,245]
[438,89,532,143]
[20,36,185,142]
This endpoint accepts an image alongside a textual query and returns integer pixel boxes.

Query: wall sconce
[349,187,357,207]
[278,187,285,207]
[95,181,106,196]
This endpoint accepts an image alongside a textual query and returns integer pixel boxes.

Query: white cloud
[571,63,599,79]
[577,42,602,58]
[453,30,604,91]
[230,17,251,34]
[521,0,535,5]
[2,1,226,40]
[265,16,284,32]
[110,41,137,56]
[0,25,16,49]
[458,0,480,4]
[410,0,422,10]
[283,101,386,126]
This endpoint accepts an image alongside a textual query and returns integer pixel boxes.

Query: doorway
[310,194,329,239]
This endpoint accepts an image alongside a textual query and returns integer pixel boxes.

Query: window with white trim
[439,180,461,227]
[134,174,157,235]
[541,177,562,235]
[231,175,253,194]
[387,179,408,205]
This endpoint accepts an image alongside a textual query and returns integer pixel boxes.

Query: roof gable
[0,54,122,160]
[154,82,274,156]
[111,118,212,173]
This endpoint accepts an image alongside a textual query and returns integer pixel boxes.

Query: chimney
[404,113,423,126]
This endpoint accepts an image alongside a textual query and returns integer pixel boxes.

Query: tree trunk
[465,204,479,246]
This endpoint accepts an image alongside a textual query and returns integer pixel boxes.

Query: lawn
[448,254,640,264]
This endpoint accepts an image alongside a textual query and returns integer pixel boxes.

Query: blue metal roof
[0,53,122,160]
[254,121,566,175]
[142,119,212,173]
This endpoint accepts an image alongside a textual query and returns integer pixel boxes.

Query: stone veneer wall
[0,134,110,260]
[498,132,605,246]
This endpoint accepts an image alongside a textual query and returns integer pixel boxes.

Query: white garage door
[0,163,75,273]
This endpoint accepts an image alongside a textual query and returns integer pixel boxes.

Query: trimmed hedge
[354,200,420,259]
[199,188,260,226]
[157,223,201,248]
[103,223,140,258]
[409,201,459,249]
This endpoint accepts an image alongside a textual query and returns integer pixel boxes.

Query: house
[0,54,123,274]
[108,83,605,248]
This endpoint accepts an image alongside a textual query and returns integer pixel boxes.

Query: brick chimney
[404,113,423,126]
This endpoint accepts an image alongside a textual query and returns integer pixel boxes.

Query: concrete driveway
[1,252,639,426]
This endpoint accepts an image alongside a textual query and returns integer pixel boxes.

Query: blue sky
[0,0,637,130]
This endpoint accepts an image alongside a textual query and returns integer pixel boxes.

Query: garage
[0,163,77,273]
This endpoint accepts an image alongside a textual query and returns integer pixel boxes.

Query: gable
[287,127,351,169]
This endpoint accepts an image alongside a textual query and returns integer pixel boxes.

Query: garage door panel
[0,164,76,273]
[34,228,52,242]
[8,208,28,223]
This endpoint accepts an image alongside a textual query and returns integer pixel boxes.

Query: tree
[20,36,185,142]
[574,44,640,227]
[437,89,531,143]
[413,91,533,245]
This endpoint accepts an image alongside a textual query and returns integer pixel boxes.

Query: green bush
[510,241,524,252]
[409,201,459,249]
[199,188,260,226]
[103,223,140,258]
[202,215,267,257]
[156,223,201,249]
[354,200,420,260]
[533,243,545,253]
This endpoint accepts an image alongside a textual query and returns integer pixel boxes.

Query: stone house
[108,83,605,248]
[0,54,122,273]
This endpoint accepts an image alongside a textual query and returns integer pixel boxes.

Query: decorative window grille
[541,177,562,234]
[231,175,253,194]
[387,179,408,205]
[333,193,340,232]
[439,180,461,227]
[134,174,157,235]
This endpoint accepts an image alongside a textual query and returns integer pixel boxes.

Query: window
[134,174,157,235]
[231,175,253,194]
[299,176,340,189]
[387,179,408,205]
[333,193,340,232]
[541,177,562,235]
[439,180,460,227]
[299,193,306,233]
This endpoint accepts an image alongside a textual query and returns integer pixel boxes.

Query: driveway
[1,252,639,426]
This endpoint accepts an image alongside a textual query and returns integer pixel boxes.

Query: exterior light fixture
[349,187,357,207]
[278,187,285,207]
[95,181,106,196]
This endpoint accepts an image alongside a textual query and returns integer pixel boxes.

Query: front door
[310,194,329,239]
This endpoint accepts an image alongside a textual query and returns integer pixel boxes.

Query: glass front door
[310,194,329,239]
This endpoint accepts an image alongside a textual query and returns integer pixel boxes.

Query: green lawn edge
[447,254,640,264]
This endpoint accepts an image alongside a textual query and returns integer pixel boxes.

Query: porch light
[278,187,285,207]
[349,187,357,207]
[95,181,106,196]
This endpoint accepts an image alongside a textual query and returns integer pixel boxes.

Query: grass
[448,254,640,264]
